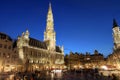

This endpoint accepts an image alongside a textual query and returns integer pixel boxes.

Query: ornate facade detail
[64,50,105,70]
[17,30,30,60]
[106,19,120,70]
[112,19,120,50]
[16,3,64,71]
[0,33,19,72]
[0,3,64,72]
[44,3,56,51]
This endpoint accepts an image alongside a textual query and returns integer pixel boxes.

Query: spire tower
[112,19,120,49]
[113,19,118,28]
[44,3,56,51]
[46,2,54,31]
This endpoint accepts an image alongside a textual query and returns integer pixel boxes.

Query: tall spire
[46,2,54,30]
[49,2,52,12]
[113,19,118,28]
[44,3,56,51]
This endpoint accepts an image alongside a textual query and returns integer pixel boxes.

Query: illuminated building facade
[112,19,120,50]
[64,19,120,70]
[106,19,120,69]
[65,50,105,69]
[16,3,64,71]
[0,32,19,72]
[0,3,64,72]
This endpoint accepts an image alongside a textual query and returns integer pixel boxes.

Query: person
[112,74,119,80]
[107,75,112,80]
[100,72,105,80]
[30,76,34,80]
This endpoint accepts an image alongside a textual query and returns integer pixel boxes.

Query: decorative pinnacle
[47,2,53,23]
[113,19,118,28]
[48,2,52,12]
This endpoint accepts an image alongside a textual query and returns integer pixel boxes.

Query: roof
[13,37,62,53]
[91,53,103,56]
[56,46,62,53]
[29,37,47,49]
[0,32,12,41]
[29,37,62,53]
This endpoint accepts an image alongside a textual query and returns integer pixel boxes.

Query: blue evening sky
[0,0,120,57]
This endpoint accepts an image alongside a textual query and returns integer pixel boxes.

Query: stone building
[112,19,120,50]
[64,50,105,70]
[107,50,120,69]
[106,19,120,70]
[0,32,18,72]
[16,3,64,71]
[0,3,64,72]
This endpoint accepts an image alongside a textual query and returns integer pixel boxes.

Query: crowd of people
[0,69,120,80]
[63,69,120,80]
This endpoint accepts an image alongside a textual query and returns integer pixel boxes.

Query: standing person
[107,75,112,80]
[112,74,119,80]
[100,72,105,80]
[30,76,34,80]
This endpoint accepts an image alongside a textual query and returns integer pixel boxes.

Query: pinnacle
[113,19,118,28]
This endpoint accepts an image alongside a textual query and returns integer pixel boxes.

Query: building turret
[61,45,64,54]
[17,30,30,60]
[112,19,120,49]
[24,29,30,39]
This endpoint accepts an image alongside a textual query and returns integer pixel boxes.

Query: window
[1,35,6,39]
[5,40,8,42]
[0,44,2,48]
[8,46,11,49]
[3,53,5,57]
[23,47,25,52]
[4,45,7,49]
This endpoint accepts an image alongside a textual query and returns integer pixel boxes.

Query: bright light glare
[101,65,108,70]
[51,69,62,73]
